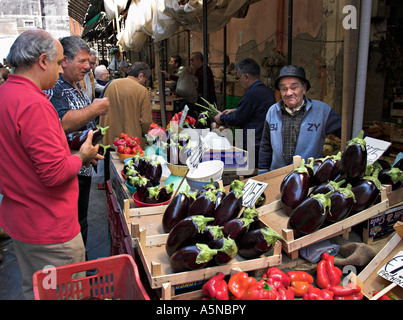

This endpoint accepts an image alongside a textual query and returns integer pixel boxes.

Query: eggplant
[340,130,367,182]
[133,176,152,201]
[166,215,214,256]
[310,179,346,196]
[350,169,381,213]
[222,217,254,243]
[280,159,311,216]
[158,182,175,203]
[67,125,109,151]
[281,158,315,190]
[378,167,403,191]
[287,191,332,236]
[162,188,192,233]
[212,188,243,226]
[170,243,217,272]
[196,178,217,197]
[214,188,227,209]
[123,159,139,177]
[197,225,224,244]
[138,155,151,176]
[313,152,341,186]
[376,159,392,171]
[325,184,356,223]
[187,190,217,217]
[393,158,403,171]
[229,180,245,192]
[195,111,211,129]
[208,237,238,265]
[242,208,259,220]
[143,186,161,204]
[238,227,282,259]
[146,160,162,186]
[254,192,266,208]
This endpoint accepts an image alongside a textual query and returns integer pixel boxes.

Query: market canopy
[68,0,261,51]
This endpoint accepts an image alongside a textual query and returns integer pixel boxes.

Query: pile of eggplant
[123,154,174,204]
[281,130,403,238]
[163,180,281,272]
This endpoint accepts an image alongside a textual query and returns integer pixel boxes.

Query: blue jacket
[259,98,341,171]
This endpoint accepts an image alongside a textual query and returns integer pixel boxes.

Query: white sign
[377,248,403,288]
[242,179,268,208]
[186,135,209,174]
[364,137,392,164]
[179,105,189,128]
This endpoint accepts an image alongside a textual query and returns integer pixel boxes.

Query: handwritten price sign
[242,179,268,208]
[364,137,391,164]
[186,135,209,174]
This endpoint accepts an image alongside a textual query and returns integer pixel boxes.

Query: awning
[68,0,105,26]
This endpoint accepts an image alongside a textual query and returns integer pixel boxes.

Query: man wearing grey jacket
[258,65,341,172]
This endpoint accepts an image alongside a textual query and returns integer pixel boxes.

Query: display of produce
[113,132,143,156]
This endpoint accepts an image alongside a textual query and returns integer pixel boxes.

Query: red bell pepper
[333,292,364,300]
[288,281,312,297]
[303,286,334,300]
[277,286,294,300]
[329,282,363,300]
[372,290,401,300]
[242,280,278,300]
[262,267,290,289]
[228,272,257,300]
[202,272,229,300]
[286,271,314,284]
[316,252,342,289]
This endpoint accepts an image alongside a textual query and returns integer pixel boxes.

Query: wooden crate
[258,188,389,259]
[132,226,282,300]
[358,225,403,300]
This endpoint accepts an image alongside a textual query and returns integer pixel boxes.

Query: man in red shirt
[0,29,102,299]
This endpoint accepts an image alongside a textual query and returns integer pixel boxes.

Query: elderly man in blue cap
[258,65,341,172]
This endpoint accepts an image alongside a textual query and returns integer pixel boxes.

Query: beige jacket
[99,76,153,148]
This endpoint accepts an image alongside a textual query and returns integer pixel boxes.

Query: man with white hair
[94,64,110,98]
[0,29,102,299]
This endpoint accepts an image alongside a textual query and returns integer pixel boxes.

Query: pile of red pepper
[201,253,364,300]
[113,132,143,155]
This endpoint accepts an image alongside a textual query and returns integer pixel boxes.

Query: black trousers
[78,175,92,247]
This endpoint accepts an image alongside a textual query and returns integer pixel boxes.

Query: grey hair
[6,29,58,68]
[128,62,151,78]
[234,58,260,79]
[94,65,108,79]
[90,48,98,57]
[191,51,203,62]
[59,35,90,61]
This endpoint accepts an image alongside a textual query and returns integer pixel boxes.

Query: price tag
[377,248,403,288]
[179,105,189,128]
[186,135,209,174]
[364,137,392,164]
[242,179,268,208]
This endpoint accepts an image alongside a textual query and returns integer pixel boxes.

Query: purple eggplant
[208,237,238,265]
[197,225,224,243]
[242,208,259,220]
[214,187,227,209]
[393,158,403,171]
[325,184,356,223]
[313,152,341,186]
[281,158,315,191]
[350,169,381,213]
[123,159,139,177]
[288,191,332,236]
[254,193,266,208]
[222,217,254,243]
[229,180,245,192]
[165,215,214,256]
[143,186,161,204]
[132,176,152,200]
[146,160,162,186]
[376,159,392,171]
[162,187,193,233]
[280,159,311,217]
[212,188,243,226]
[340,130,367,182]
[138,155,151,176]
[378,167,403,191]
[67,125,109,150]
[170,243,218,272]
[196,178,217,198]
[310,179,346,196]
[195,111,211,129]
[158,182,175,203]
[187,190,217,217]
[238,227,282,259]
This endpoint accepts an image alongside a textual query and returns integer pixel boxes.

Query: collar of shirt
[282,96,306,116]
[248,80,262,92]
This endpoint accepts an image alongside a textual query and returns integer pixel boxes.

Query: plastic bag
[299,240,340,263]
[175,71,199,104]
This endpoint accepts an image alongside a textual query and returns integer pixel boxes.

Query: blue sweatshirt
[259,98,341,171]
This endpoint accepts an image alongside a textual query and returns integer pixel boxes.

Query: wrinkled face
[98,69,110,82]
[62,49,90,83]
[190,54,202,69]
[279,77,307,109]
[89,54,98,72]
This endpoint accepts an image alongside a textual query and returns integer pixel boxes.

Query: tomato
[122,146,132,154]
[119,133,128,139]
[117,145,125,153]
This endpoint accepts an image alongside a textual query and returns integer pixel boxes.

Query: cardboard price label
[179,105,189,128]
[364,137,392,164]
[377,248,403,288]
[186,135,209,174]
[242,179,268,208]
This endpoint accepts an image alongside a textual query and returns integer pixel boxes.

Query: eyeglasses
[89,62,96,66]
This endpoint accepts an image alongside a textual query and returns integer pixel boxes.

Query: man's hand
[92,97,110,117]
[214,111,222,125]
[76,130,104,167]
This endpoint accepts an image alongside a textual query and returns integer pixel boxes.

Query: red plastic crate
[32,254,149,300]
